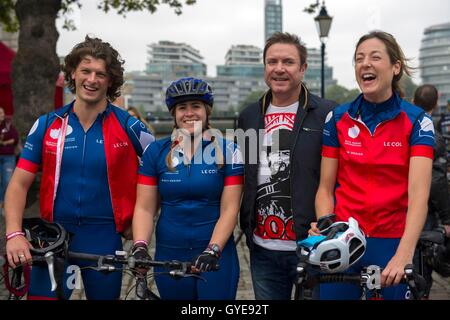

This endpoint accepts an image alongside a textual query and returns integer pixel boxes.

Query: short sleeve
[322,110,340,159]
[224,140,244,186]
[137,142,159,186]
[126,117,155,157]
[410,112,435,159]
[16,115,47,173]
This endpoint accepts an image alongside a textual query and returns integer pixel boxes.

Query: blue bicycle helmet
[165,77,214,111]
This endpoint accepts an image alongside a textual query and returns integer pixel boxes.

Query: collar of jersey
[54,100,113,119]
[348,92,401,120]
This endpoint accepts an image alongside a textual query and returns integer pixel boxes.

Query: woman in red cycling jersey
[311,31,435,300]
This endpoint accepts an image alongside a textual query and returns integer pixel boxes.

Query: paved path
[1,207,449,300]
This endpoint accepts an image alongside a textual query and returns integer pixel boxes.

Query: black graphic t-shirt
[253,102,298,251]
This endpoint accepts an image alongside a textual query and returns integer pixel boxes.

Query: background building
[265,0,282,41]
[146,40,206,78]
[128,44,268,115]
[304,48,336,96]
[217,44,264,78]
[419,22,450,114]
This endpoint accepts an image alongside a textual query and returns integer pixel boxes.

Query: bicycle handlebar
[28,249,214,297]
[295,263,427,300]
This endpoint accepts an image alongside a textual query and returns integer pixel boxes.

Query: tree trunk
[12,0,61,137]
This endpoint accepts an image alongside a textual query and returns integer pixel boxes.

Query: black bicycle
[294,261,426,300]
[1,218,214,300]
[294,214,429,300]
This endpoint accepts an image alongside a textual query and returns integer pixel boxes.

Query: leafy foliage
[0,0,18,32]
[325,84,360,105]
[0,0,197,31]
[303,0,319,14]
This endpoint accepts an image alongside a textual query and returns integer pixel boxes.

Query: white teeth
[83,85,97,91]
[362,74,376,80]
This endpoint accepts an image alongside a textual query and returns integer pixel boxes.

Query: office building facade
[146,40,206,78]
[265,0,282,41]
[419,22,450,114]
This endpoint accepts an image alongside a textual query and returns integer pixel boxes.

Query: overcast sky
[56,0,450,89]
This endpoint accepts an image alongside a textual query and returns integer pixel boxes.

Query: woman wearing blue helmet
[131,77,243,299]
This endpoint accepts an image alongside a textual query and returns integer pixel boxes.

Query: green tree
[0,0,196,135]
[325,84,349,104]
[400,75,418,102]
[326,84,360,104]
[237,90,266,113]
[346,88,360,102]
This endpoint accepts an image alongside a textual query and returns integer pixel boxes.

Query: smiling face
[264,43,306,106]
[71,55,111,106]
[355,38,401,103]
[174,100,208,136]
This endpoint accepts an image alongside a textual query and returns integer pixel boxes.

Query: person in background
[0,106,19,217]
[413,84,450,298]
[127,106,155,134]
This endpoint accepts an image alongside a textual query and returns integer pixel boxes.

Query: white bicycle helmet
[298,217,366,273]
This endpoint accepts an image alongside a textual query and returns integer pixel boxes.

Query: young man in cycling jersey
[4,36,154,300]
[238,32,336,300]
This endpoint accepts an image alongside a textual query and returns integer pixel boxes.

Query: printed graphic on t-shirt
[254,103,298,250]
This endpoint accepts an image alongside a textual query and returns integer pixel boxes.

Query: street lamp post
[314,1,333,98]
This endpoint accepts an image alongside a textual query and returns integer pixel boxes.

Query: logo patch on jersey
[66,125,73,136]
[348,125,360,139]
[201,169,218,175]
[232,148,244,169]
[129,119,154,150]
[172,156,180,167]
[418,116,435,139]
[49,128,61,140]
[325,111,333,124]
[28,119,39,136]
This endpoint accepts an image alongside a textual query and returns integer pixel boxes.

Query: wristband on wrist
[133,240,149,247]
[207,243,221,257]
[6,231,25,241]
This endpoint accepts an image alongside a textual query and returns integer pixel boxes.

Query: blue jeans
[250,244,299,300]
[0,155,15,202]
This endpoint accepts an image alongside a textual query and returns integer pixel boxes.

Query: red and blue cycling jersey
[322,93,435,238]
[17,102,154,231]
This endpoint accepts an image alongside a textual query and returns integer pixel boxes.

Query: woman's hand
[381,252,411,287]
[308,222,322,236]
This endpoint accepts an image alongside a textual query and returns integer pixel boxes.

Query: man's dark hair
[414,84,439,113]
[263,32,307,66]
[63,35,124,101]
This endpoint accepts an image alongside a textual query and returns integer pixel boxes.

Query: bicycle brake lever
[44,251,57,292]
[169,270,206,281]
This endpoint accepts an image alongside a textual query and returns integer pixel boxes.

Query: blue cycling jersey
[139,136,244,249]
[20,102,154,224]
[138,135,243,299]
[19,102,154,300]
